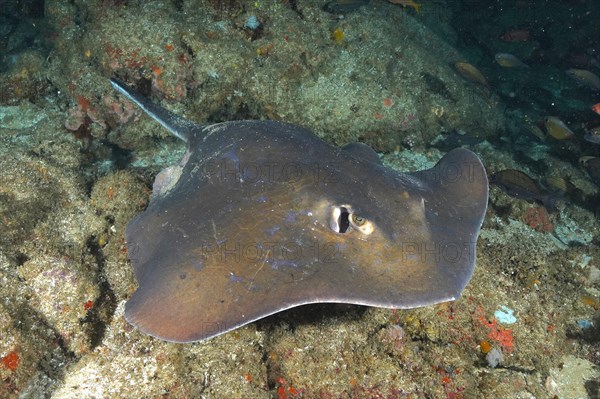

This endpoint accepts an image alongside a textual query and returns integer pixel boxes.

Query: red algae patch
[1,351,19,372]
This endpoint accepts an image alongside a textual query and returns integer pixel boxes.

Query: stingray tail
[110,77,194,142]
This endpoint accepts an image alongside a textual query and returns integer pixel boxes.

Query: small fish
[580,157,600,186]
[544,117,575,140]
[592,103,600,115]
[495,53,529,68]
[565,50,598,69]
[522,115,545,141]
[544,176,574,196]
[584,126,600,144]
[431,130,484,151]
[491,169,556,212]
[452,61,488,88]
[525,122,546,142]
[323,0,369,14]
[566,69,600,91]
[387,0,421,12]
[500,28,530,42]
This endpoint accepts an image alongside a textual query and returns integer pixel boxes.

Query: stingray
[110,77,489,343]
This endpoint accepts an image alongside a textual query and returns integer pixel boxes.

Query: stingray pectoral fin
[411,148,489,298]
[124,263,238,343]
[319,148,488,310]
[341,142,383,164]
[124,249,328,343]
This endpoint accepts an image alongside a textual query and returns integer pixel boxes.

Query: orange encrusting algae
[474,307,514,352]
[76,95,91,112]
[485,320,514,352]
[2,351,19,372]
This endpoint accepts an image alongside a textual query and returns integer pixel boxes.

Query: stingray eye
[328,206,374,236]
[350,213,374,235]
[351,214,365,226]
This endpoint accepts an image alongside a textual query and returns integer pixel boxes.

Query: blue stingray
[111,77,488,342]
